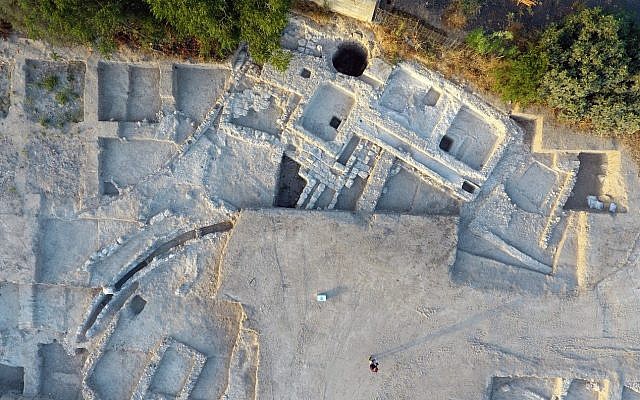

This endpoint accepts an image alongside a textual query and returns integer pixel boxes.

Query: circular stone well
[332,42,368,77]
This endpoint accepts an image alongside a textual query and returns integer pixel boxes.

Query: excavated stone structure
[0,13,638,400]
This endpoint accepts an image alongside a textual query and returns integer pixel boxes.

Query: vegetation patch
[477,7,640,136]
[24,60,85,128]
[0,0,292,68]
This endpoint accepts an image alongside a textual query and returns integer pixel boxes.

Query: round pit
[332,42,368,77]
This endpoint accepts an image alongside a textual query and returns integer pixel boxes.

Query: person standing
[369,356,379,373]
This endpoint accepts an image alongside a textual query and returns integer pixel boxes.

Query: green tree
[492,48,547,106]
[465,28,518,58]
[143,0,291,67]
[538,7,640,134]
[0,0,291,68]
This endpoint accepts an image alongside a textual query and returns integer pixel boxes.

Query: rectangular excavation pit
[0,60,12,119]
[337,134,361,165]
[0,363,23,395]
[490,376,563,400]
[274,154,307,208]
[148,345,194,397]
[375,163,461,215]
[24,59,85,125]
[315,187,336,209]
[0,283,19,330]
[379,67,442,138]
[563,152,626,212]
[98,62,160,122]
[373,124,466,190]
[301,83,355,142]
[444,107,502,171]
[335,176,367,211]
[98,138,177,194]
[173,65,230,122]
[38,342,85,399]
[462,181,477,194]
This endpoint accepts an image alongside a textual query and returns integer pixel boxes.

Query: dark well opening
[462,181,477,194]
[129,295,147,315]
[329,116,342,129]
[332,42,368,77]
[300,68,311,78]
[274,154,307,208]
[439,135,453,152]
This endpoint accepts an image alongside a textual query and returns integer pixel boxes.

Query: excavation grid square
[98,62,160,122]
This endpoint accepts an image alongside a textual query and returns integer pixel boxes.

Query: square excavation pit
[439,135,453,152]
[173,65,230,122]
[36,219,97,285]
[98,62,160,122]
[230,95,285,137]
[0,363,23,395]
[98,138,177,193]
[24,59,85,125]
[379,67,441,138]
[335,176,367,211]
[88,350,147,400]
[204,133,281,208]
[506,161,559,213]
[301,83,355,142]
[444,107,502,171]
[300,68,311,78]
[0,60,12,118]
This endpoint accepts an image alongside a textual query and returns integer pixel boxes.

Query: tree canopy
[0,0,291,67]
[538,8,640,134]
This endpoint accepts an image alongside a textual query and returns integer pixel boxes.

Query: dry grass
[442,3,468,29]
[515,0,539,6]
[371,16,504,94]
[291,0,335,25]
[619,133,640,174]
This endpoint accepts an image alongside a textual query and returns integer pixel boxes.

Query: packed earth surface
[1,10,640,400]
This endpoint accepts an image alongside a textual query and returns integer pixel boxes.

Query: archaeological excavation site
[1,6,640,400]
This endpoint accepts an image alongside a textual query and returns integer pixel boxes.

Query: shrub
[538,8,640,134]
[465,28,518,58]
[492,48,547,105]
[144,0,291,67]
[40,75,58,91]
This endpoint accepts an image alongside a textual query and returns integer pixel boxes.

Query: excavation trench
[78,221,233,341]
